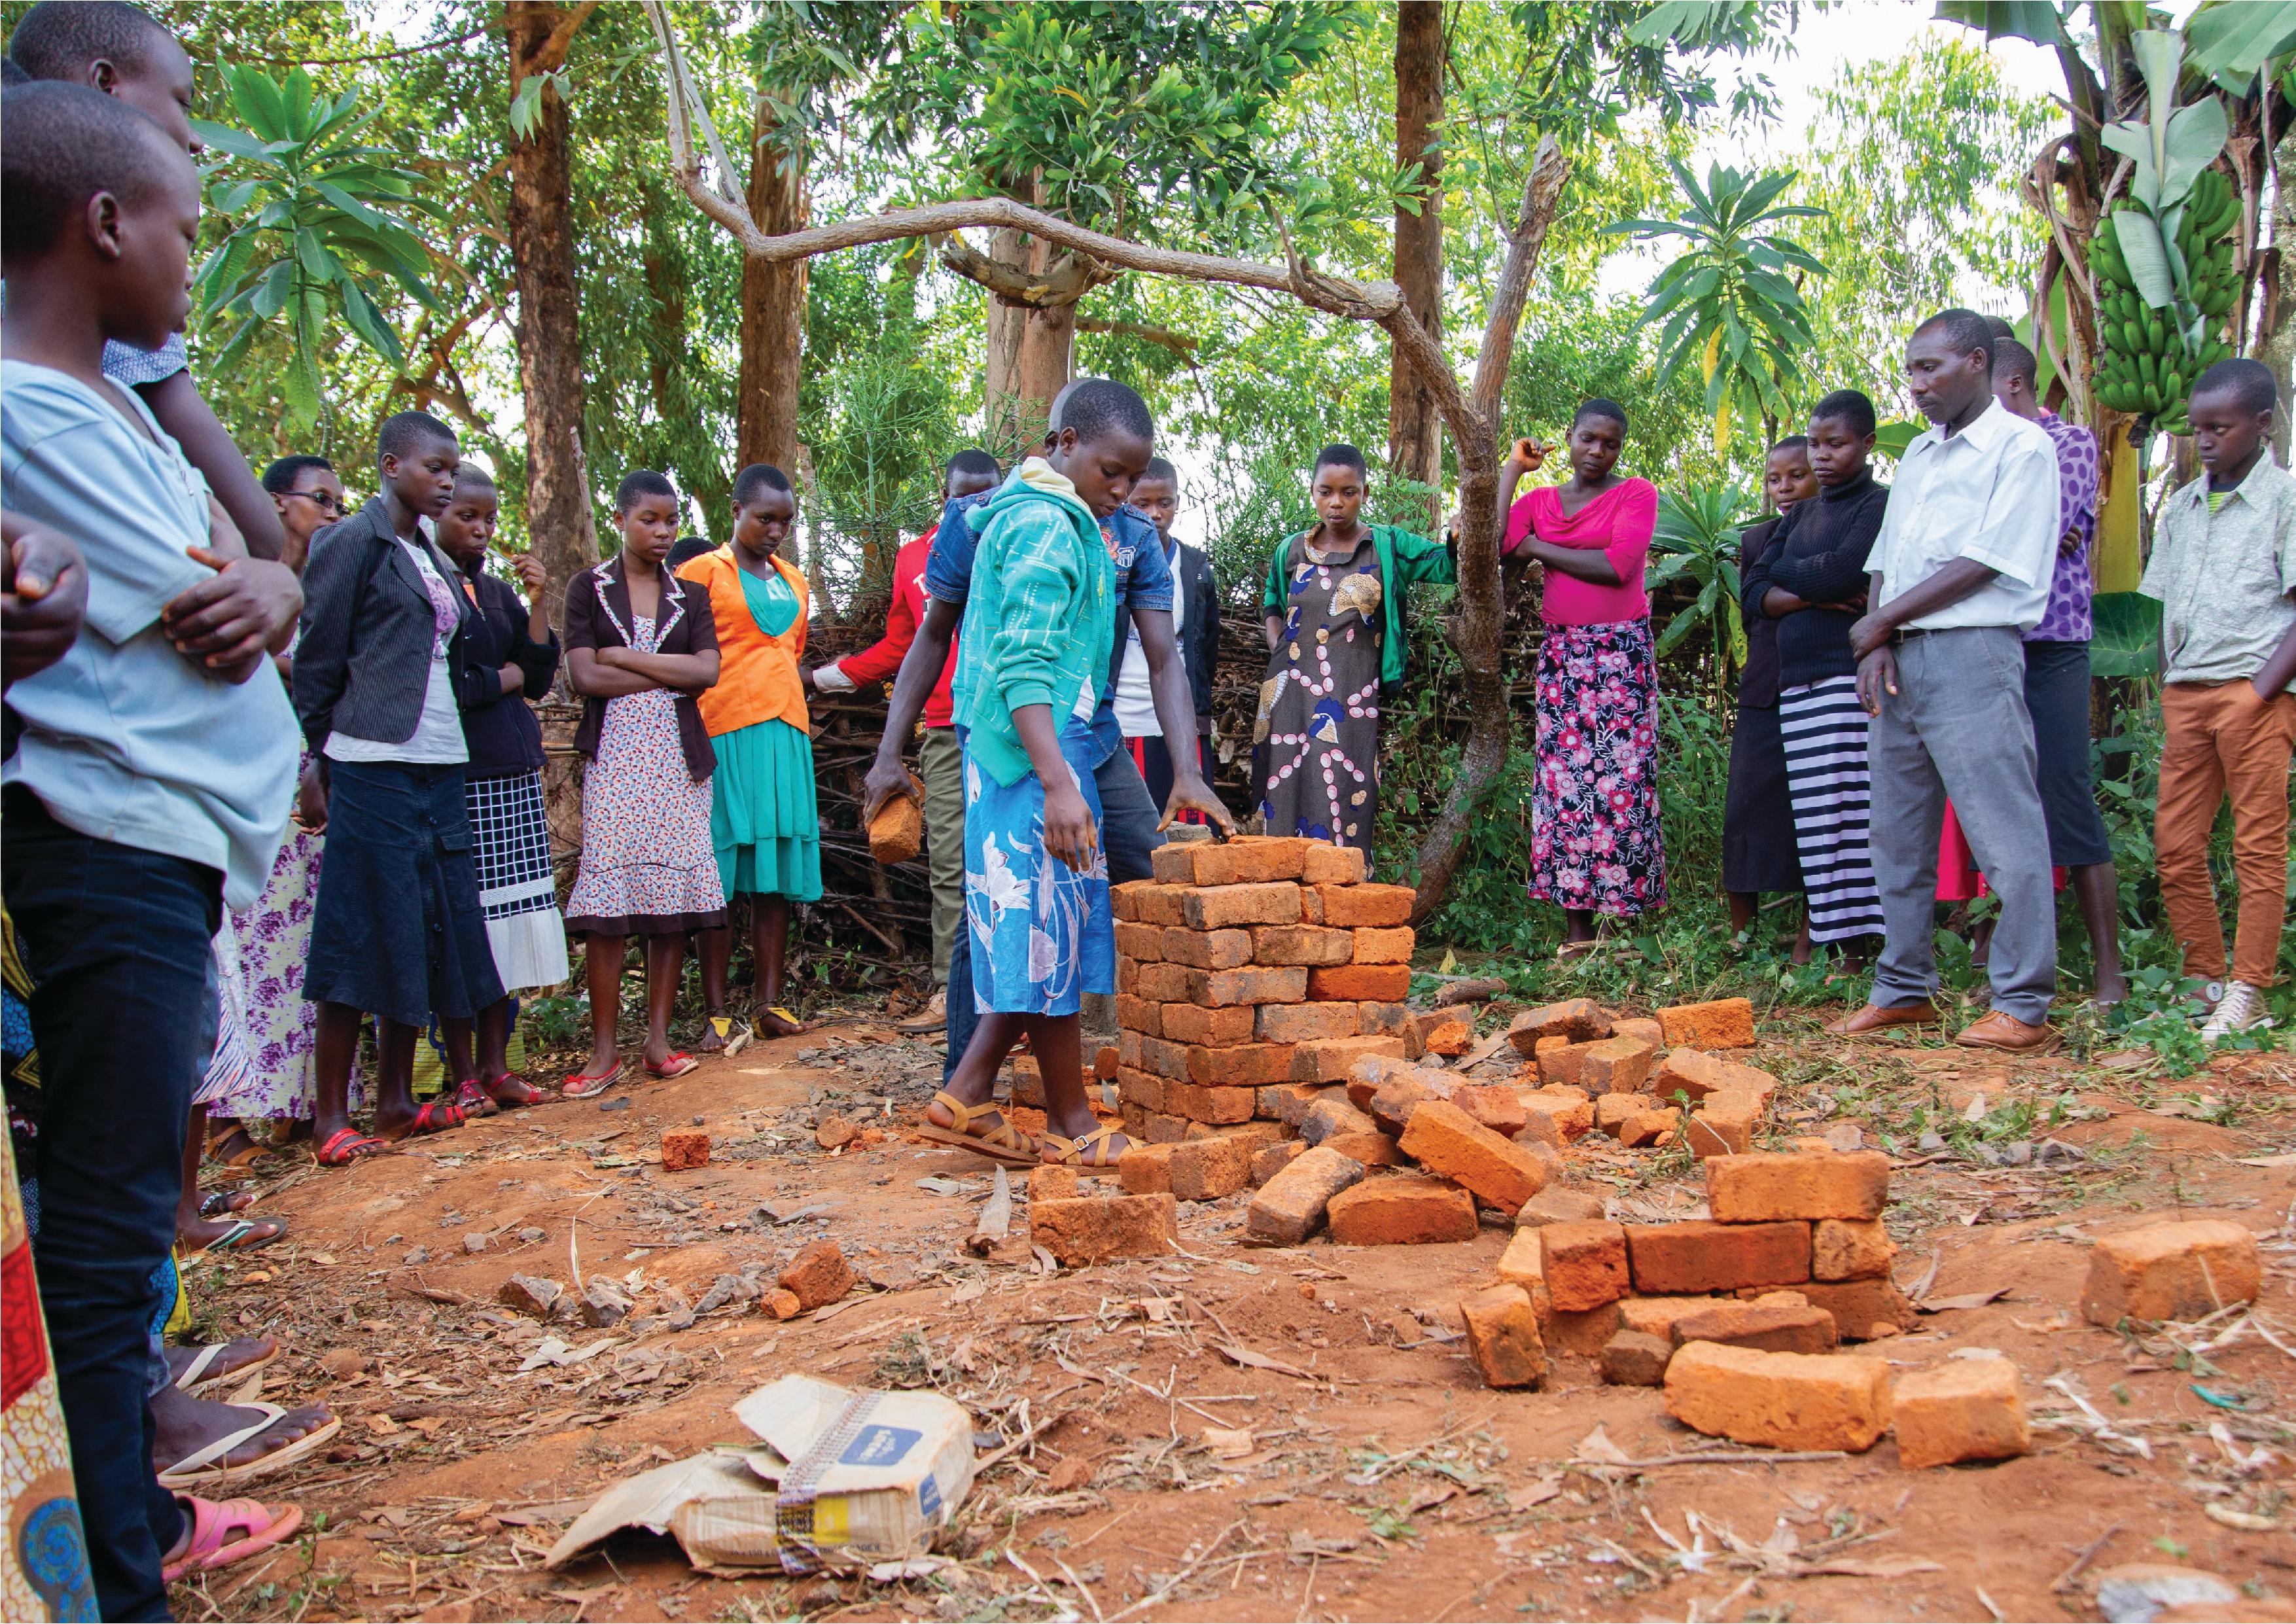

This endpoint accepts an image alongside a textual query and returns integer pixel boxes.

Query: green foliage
[2089,593,2163,679]
[1649,484,1751,673]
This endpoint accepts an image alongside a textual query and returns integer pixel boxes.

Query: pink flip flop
[645,1051,699,1080]
[162,1494,304,1581]
[561,1061,623,1099]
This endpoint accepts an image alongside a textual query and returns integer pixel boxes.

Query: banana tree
[191,64,445,426]
[1611,162,1828,455]
[1649,482,1749,698]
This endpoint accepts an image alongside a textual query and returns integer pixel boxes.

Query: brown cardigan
[562,556,719,781]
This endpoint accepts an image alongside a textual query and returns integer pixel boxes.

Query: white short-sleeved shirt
[1870,398,2063,632]
[1,361,298,908]
[1112,537,1183,737]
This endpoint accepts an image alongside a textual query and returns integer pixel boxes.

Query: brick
[1301,842,1366,885]
[1261,1082,1330,1125]
[1258,1000,1360,1042]
[1421,1017,1474,1057]
[1114,994,1162,1037]
[764,1288,804,1320]
[1684,1091,1763,1158]
[1613,1016,1664,1048]
[1892,1358,2029,1469]
[1322,1130,1404,1166]
[1521,1090,1594,1142]
[1163,1081,1258,1124]
[1786,1278,1916,1343]
[1135,1033,1190,1080]
[1298,885,1323,924]
[1114,921,1165,962]
[1459,1284,1547,1388]
[1116,959,1137,995]
[1029,1166,1082,1203]
[1595,1092,1653,1138]
[1327,1173,1479,1245]
[1537,1039,1598,1086]
[2082,1218,2261,1326]
[1601,1330,1675,1387]
[1515,1188,1606,1227]
[1119,1101,1150,1139]
[1496,1227,1545,1290]
[1665,1343,1891,1452]
[1352,926,1415,964]
[1195,835,1313,884]
[1508,998,1610,1052]
[1160,1002,1256,1046]
[1627,1220,1812,1294]
[1346,1053,1430,1103]
[1540,1300,1624,1357]
[1183,882,1301,931]
[1307,964,1411,1002]
[1292,1034,1407,1082]
[1519,1137,1564,1188]
[1300,1096,1378,1146]
[1127,883,1190,927]
[1580,1035,1657,1095]
[1186,1044,1296,1088]
[1619,1296,1727,1341]
[1116,1067,1164,1113]
[1452,1084,1527,1137]
[1366,1077,1439,1138]
[1672,1297,1838,1355]
[661,1129,711,1171]
[1653,1048,1778,1104]
[1170,1135,1254,1201]
[1249,924,1357,967]
[1245,1144,1366,1244]
[1161,927,1254,970]
[1186,965,1309,1008]
[1620,1107,1681,1149]
[1030,1192,1179,1265]
[1656,997,1756,1050]
[1398,1099,1549,1214]
[779,1241,854,1310]
[1708,1151,1890,1224]
[1250,1140,1305,1185]
[1220,1120,1288,1151]
[1135,962,1194,1004]
[1358,1000,1413,1035]
[1142,1112,1191,1144]
[1316,882,1415,927]
[1110,880,1152,922]
[1120,1142,1176,1194]
[1095,1045,1120,1081]
[1150,843,1201,884]
[1813,1218,1898,1282]
[1541,1221,1631,1311]
[1513,1111,1560,1149]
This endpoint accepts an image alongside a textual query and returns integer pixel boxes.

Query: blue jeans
[5,787,216,1621]
[944,745,1163,1082]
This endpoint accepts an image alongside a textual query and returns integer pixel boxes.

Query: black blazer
[453,558,561,779]
[562,556,718,782]
[294,497,480,756]
[1173,539,1218,722]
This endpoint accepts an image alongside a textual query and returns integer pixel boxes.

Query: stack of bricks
[1508,995,1768,1155]
[1111,836,1417,1151]
[1465,1145,1915,1392]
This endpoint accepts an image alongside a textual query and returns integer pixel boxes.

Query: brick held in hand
[1325,1172,1478,1245]
[1160,926,1253,970]
[1706,1150,1891,1224]
[1314,882,1415,927]
[1305,963,1410,1002]
[1655,997,1756,1050]
[1245,1144,1366,1244]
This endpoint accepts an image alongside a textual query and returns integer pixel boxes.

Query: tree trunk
[981,196,1076,454]
[505,0,599,625]
[737,102,807,478]
[1388,0,1445,532]
[2264,125,2296,460]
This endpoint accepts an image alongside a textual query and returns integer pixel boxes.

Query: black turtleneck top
[1740,468,1889,686]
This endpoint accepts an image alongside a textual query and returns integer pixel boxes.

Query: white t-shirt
[1871,398,2062,632]
[1113,537,1183,737]
[324,535,469,766]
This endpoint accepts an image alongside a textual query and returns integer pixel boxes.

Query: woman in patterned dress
[560,472,722,1093]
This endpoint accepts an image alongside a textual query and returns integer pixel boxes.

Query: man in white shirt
[1830,308,2063,1052]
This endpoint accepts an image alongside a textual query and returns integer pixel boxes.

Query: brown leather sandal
[916,1090,1039,1167]
[1040,1123,1127,1174]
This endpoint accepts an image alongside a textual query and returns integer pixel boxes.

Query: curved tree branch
[933,231,1120,309]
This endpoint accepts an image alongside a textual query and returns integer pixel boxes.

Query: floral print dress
[1530,620,1667,916]
[963,719,1113,1017]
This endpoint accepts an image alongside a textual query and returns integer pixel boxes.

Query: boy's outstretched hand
[1159,775,1236,836]
[165,549,303,684]
[2,514,88,691]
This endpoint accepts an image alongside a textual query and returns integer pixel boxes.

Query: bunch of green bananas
[2089,166,2242,434]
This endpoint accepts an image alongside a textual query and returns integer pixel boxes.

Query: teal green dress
[711,568,822,901]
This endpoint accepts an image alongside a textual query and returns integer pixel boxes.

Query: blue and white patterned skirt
[963,721,1115,1016]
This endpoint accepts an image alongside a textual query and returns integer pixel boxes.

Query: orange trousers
[2155,680,2296,987]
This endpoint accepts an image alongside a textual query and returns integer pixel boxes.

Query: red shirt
[1504,478,1657,626]
[838,529,957,728]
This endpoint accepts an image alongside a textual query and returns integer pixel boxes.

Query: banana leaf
[2089,591,2161,679]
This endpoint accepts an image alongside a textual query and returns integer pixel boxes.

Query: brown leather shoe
[1824,1000,1940,1036]
[1954,1010,2059,1053]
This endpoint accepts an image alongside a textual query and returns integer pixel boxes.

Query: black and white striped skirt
[1778,676,1886,944]
[467,769,571,992]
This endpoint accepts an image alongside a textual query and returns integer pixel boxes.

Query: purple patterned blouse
[2028,409,2100,644]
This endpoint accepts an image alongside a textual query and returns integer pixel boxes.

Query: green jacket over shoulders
[1260,523,1456,688]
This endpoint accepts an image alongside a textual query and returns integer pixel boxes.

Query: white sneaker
[2201,981,2272,1042]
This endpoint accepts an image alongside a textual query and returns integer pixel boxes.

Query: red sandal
[314,1128,385,1168]
[645,1051,699,1080]
[391,1099,464,1138]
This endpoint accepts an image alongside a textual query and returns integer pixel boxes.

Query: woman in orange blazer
[676,464,821,1042]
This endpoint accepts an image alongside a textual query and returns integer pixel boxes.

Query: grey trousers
[1867,627,2057,1025]
[917,726,966,984]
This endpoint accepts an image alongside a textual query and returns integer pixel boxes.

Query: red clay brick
[1028,1165,1081,1202]
[1541,1220,1631,1312]
[1653,1048,1777,1104]
[1306,964,1410,1001]
[1298,885,1323,925]
[1300,1095,1378,1145]
[1521,1089,1594,1142]
[661,1129,711,1171]
[1119,1143,1176,1194]
[1664,1343,1890,1452]
[1626,1220,1812,1294]
[1397,1098,1549,1214]
[1114,994,1161,1036]
[1116,960,1137,995]
[1515,1188,1606,1227]
[1257,1000,1361,1042]
[1812,1218,1897,1281]
[1313,883,1414,927]
[1250,1140,1305,1185]
[1893,1358,2029,1468]
[1496,1227,1545,1290]
[1612,1016,1664,1048]
[1538,1301,1624,1357]
[1366,1077,1439,1137]
[1671,1297,1837,1354]
[1186,964,1309,1007]
[1706,1151,1890,1223]
[1684,1091,1762,1158]
[1322,1129,1404,1166]
[1619,1106,1680,1148]
[1301,842,1366,885]
[1162,1080,1258,1124]
[1245,1144,1366,1243]
[1352,926,1415,964]
[1114,921,1165,962]
[1159,1002,1256,1046]
[1345,1053,1430,1103]
[1656,997,1756,1050]
[1790,1278,1917,1342]
[1420,1017,1474,1057]
[1291,1034,1407,1082]
[779,1240,853,1309]
[1459,1284,1547,1388]
[1580,1035,1657,1095]
[1184,1043,1296,1088]
[1127,883,1191,927]
[1134,1033,1189,1080]
[1142,1112,1192,1144]
[1536,1038,1598,1086]
[1117,1067,1164,1112]
[1030,1192,1179,1265]
[1160,926,1254,970]
[1134,962,1194,1004]
[1195,836,1313,885]
[2082,1218,2261,1326]
[763,1287,804,1320]
[1095,1044,1120,1081]
[1452,1084,1528,1137]
[1182,882,1301,931]
[1600,1330,1674,1387]
[1508,998,1610,1053]
[1249,924,1356,967]
[1170,1135,1254,1201]
[1261,1082,1330,1125]
[1150,843,1201,885]
[1618,1296,1727,1341]
[1358,1000,1413,1035]
[1326,1173,1478,1245]
[1595,1092,1652,1137]
[1110,880,1152,923]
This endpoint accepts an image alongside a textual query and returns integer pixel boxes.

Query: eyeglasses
[289,489,343,514]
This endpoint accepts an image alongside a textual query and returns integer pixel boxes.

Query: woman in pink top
[1498,398,1667,953]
